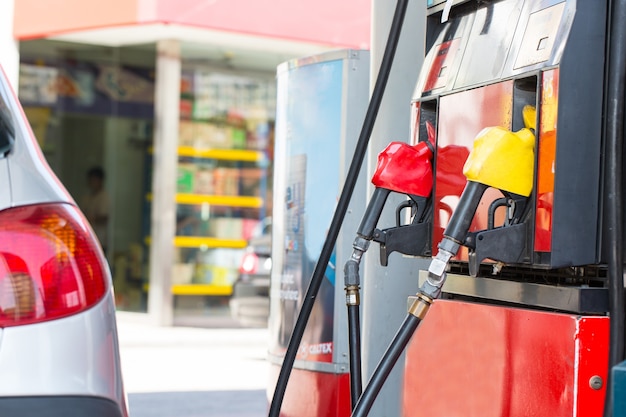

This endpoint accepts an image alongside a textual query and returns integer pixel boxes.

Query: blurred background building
[1,0,370,324]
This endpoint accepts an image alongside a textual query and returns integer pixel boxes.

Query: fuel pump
[360,0,622,416]
[351,111,536,417]
[270,0,626,416]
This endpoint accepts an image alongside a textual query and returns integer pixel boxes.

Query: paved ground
[116,312,271,417]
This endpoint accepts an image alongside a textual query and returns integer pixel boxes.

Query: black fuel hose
[350,314,421,417]
[347,187,392,407]
[267,1,410,415]
[348,304,363,407]
[603,0,626,415]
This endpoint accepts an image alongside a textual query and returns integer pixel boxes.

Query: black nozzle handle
[357,187,392,239]
[444,181,489,244]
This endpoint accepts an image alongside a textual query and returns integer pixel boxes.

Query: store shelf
[146,193,263,208]
[172,71,272,302]
[143,283,234,296]
[175,193,263,208]
[171,284,233,296]
[178,146,264,162]
[174,236,247,249]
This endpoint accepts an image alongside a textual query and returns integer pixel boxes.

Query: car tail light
[0,203,108,327]
[240,252,259,274]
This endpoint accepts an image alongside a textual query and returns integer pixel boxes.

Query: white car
[0,67,128,416]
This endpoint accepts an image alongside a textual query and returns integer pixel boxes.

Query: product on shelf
[179,99,193,120]
[177,163,197,193]
[193,265,238,286]
[209,217,245,240]
[178,120,195,147]
[232,127,247,149]
[194,168,214,194]
[213,167,240,195]
[240,168,263,196]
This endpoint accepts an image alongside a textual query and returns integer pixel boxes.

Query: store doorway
[48,114,152,311]
[19,39,157,312]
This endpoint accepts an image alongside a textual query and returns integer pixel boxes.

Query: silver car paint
[0,67,71,211]
[0,160,10,209]
[0,295,127,411]
[7,141,73,208]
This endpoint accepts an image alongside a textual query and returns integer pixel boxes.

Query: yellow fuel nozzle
[522,104,536,132]
[462,122,536,197]
[423,107,537,297]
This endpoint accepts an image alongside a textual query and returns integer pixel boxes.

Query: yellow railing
[178,146,264,162]
[175,193,263,208]
[173,236,247,249]
[171,284,233,296]
[143,283,234,296]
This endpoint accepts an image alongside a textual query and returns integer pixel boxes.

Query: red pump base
[267,365,351,417]
[402,300,609,417]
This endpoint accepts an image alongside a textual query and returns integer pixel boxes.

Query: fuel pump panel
[270,1,617,416]
[401,0,610,415]
[414,0,606,270]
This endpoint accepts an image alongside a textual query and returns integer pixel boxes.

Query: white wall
[0,0,19,89]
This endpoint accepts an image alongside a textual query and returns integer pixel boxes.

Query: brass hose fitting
[408,292,433,320]
[345,284,361,306]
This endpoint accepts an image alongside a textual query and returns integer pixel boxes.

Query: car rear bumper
[0,395,124,417]
[0,293,128,416]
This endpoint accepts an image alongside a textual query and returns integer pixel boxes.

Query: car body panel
[7,139,72,207]
[0,159,10,208]
[0,67,71,210]
[0,295,126,407]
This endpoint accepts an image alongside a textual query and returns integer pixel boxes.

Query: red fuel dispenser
[269,0,626,416]
[353,0,621,416]
[377,1,616,416]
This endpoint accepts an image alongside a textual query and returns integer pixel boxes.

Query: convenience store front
[13,0,369,324]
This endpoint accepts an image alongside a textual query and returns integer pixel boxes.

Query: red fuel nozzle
[371,140,434,198]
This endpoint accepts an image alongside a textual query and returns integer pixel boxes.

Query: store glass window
[18,40,156,312]
[173,65,275,315]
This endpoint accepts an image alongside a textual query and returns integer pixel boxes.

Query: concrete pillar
[148,39,181,326]
[0,0,19,89]
[361,1,426,416]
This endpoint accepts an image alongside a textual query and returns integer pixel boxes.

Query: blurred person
[82,166,110,254]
